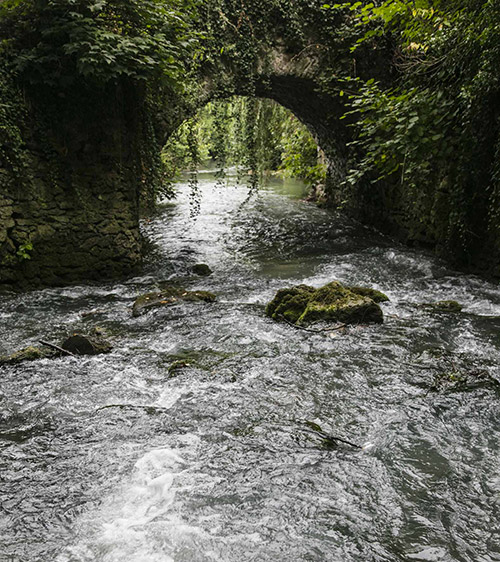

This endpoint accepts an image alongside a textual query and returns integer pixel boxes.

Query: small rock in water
[0,329,112,365]
[61,334,112,355]
[192,264,213,276]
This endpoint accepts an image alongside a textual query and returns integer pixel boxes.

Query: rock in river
[0,346,57,365]
[0,331,112,365]
[133,286,217,317]
[348,286,390,303]
[192,264,213,276]
[424,300,463,313]
[61,334,112,355]
[266,281,387,326]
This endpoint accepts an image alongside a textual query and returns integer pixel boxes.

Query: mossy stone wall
[0,82,145,290]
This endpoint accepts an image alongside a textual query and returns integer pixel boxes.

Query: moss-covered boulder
[0,346,57,366]
[266,281,385,326]
[133,286,216,317]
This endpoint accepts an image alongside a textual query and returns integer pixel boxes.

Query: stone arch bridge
[0,45,363,289]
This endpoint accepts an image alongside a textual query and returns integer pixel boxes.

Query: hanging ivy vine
[187,118,202,217]
[161,95,327,208]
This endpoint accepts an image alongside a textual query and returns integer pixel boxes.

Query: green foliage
[161,111,211,185]
[325,0,455,52]
[344,80,455,187]
[280,120,327,187]
[161,96,326,190]
[0,69,28,175]
[196,0,354,97]
[0,0,201,87]
[16,241,33,261]
[211,101,229,187]
[186,119,202,216]
[330,0,500,257]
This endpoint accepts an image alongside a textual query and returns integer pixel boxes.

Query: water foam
[57,441,205,562]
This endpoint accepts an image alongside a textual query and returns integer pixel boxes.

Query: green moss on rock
[348,286,390,303]
[133,286,217,316]
[426,300,463,313]
[0,345,57,365]
[266,281,385,326]
[265,284,316,324]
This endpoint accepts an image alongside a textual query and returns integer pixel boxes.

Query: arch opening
[158,96,329,207]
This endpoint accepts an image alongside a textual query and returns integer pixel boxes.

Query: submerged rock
[303,420,362,449]
[133,286,216,317]
[425,300,463,313]
[160,348,234,375]
[167,360,193,377]
[192,264,213,276]
[266,281,385,326]
[431,368,499,392]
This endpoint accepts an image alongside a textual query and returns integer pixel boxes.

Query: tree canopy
[0,0,201,86]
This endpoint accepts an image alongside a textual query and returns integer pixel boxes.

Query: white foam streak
[58,445,204,562]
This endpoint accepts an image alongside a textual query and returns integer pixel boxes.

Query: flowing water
[1,171,500,562]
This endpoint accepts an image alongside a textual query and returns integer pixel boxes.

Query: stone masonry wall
[0,83,144,290]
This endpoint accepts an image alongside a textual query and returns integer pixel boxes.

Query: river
[1,171,500,562]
